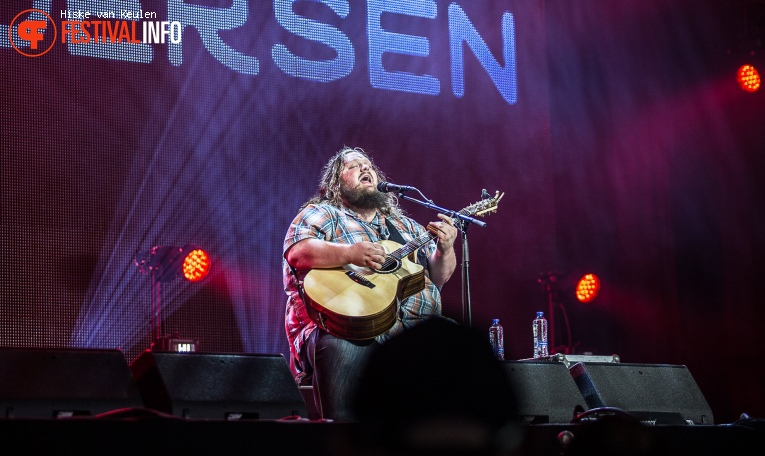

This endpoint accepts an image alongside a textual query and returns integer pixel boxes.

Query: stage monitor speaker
[129,351,307,420]
[502,361,584,424]
[580,362,714,425]
[0,348,143,418]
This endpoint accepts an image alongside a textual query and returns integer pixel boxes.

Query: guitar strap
[288,262,308,306]
[384,217,407,244]
[385,217,429,268]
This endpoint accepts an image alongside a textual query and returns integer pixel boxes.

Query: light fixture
[135,245,210,352]
[731,1,764,92]
[737,63,761,92]
[538,270,602,354]
[135,245,212,283]
[574,272,601,303]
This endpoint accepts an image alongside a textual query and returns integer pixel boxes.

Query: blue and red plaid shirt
[283,202,442,380]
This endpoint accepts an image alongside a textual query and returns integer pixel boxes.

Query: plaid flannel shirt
[283,202,442,380]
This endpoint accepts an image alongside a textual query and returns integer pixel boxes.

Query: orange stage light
[574,273,601,303]
[181,247,211,282]
[737,64,761,92]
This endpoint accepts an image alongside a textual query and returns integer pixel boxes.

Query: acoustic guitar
[303,191,504,339]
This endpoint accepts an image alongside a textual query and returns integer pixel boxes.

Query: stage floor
[1,415,763,456]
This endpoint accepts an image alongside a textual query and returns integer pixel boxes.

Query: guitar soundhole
[372,256,400,274]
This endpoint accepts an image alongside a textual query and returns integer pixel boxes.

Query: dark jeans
[303,328,380,421]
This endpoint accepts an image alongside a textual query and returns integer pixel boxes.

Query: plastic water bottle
[532,311,549,358]
[489,319,504,361]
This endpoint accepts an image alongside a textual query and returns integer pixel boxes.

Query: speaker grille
[0,348,143,418]
[583,363,714,424]
[130,351,307,420]
[502,360,713,425]
[503,361,583,424]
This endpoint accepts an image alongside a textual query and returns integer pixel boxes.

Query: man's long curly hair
[303,146,403,218]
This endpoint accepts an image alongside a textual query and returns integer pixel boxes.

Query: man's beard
[340,182,389,211]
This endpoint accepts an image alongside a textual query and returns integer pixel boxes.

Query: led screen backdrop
[2,0,765,424]
[1,0,552,361]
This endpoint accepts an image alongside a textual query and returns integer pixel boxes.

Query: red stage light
[737,64,761,92]
[575,273,600,303]
[181,247,211,282]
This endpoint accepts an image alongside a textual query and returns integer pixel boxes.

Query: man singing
[282,146,458,421]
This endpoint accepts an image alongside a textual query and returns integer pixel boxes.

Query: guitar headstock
[463,190,504,217]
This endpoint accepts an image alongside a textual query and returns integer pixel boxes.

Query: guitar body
[303,240,425,340]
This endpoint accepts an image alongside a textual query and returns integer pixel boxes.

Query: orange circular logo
[9,9,57,57]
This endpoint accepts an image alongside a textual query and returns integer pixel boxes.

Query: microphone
[377,182,415,193]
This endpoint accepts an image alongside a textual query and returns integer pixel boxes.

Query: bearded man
[283,146,457,421]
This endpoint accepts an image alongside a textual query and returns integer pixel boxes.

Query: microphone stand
[459,221,472,327]
[395,191,486,328]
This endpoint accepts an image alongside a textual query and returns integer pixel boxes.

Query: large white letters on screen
[367,0,440,95]
[168,0,259,74]
[1,0,518,105]
[272,0,354,82]
[449,3,517,104]
[0,0,53,49]
[66,0,153,62]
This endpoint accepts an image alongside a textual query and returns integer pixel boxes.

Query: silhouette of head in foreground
[351,317,522,455]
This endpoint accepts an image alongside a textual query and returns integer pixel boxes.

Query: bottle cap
[492,318,500,324]
[536,311,544,318]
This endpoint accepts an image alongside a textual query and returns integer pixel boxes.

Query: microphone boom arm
[397,193,487,228]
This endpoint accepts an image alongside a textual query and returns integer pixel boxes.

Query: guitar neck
[389,208,471,259]
[390,231,436,260]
